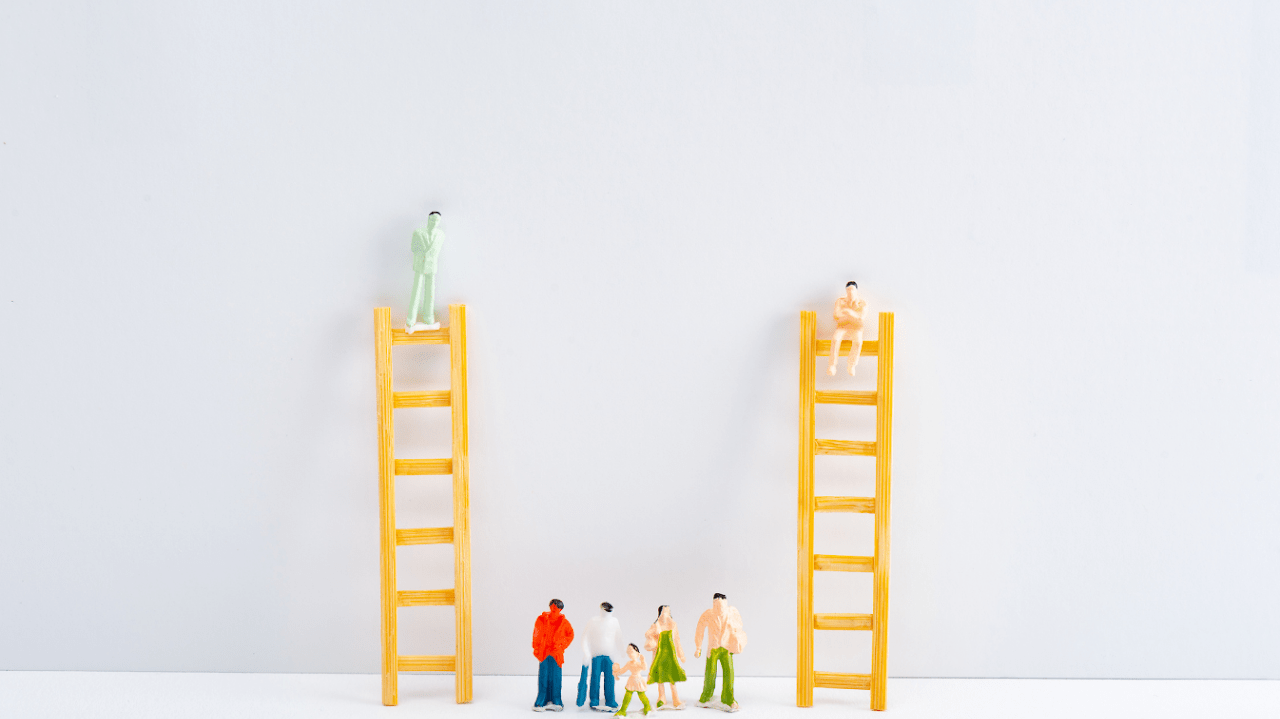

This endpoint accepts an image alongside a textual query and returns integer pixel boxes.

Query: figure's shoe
[532,706,546,712]
[847,365,857,376]
[725,704,739,713]
[672,702,686,710]
[826,364,837,376]
[694,701,712,709]
[655,701,664,709]
[548,705,564,712]
[405,321,416,334]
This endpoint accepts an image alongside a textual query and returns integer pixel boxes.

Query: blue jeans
[535,655,563,708]
[576,655,617,708]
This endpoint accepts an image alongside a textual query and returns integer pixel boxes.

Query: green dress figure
[644,606,688,709]
[406,211,444,333]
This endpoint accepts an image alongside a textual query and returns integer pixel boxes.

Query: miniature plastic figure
[826,281,867,376]
[612,643,652,716]
[692,593,747,713]
[532,598,575,712]
[644,606,687,710]
[577,602,626,712]
[406,211,445,333]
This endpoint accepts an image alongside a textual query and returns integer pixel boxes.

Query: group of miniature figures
[530,594,747,715]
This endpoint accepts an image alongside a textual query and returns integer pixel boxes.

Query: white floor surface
[1,673,1276,718]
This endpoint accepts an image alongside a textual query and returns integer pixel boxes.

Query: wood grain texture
[814,613,873,631]
[815,439,876,456]
[449,304,473,704]
[393,391,451,408]
[797,311,816,708]
[813,672,872,691]
[396,527,454,545]
[814,390,877,406]
[814,554,874,572]
[398,655,456,672]
[870,312,895,711]
[394,458,453,475]
[814,496,876,514]
[816,339,878,357]
[374,308,398,706]
[397,589,456,607]
[391,327,450,345]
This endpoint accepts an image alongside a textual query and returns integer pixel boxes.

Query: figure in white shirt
[691,593,747,712]
[576,602,627,712]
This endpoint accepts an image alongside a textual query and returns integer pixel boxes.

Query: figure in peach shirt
[611,643,652,716]
[691,593,746,712]
[644,605,687,710]
[827,281,867,377]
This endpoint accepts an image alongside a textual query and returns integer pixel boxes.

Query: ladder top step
[393,391,451,408]
[816,339,878,358]
[814,390,876,406]
[391,327,450,345]
[813,672,871,690]
[814,554,874,572]
[814,496,875,514]
[814,439,876,456]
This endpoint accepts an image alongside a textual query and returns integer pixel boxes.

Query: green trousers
[615,689,650,715]
[699,648,734,706]
[407,272,436,326]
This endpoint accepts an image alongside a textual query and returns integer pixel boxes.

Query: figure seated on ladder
[406,211,445,333]
[827,281,867,377]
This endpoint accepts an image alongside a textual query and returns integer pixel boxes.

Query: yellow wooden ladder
[373,304,473,705]
[797,311,894,711]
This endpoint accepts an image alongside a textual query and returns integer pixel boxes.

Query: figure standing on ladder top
[827,280,867,376]
[406,211,444,333]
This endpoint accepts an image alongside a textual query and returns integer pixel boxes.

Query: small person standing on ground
[531,599,575,712]
[644,605,687,710]
[612,643,652,716]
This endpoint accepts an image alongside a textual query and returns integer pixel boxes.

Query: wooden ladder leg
[797,311,816,707]
[375,307,399,706]
[449,304,473,703]
[870,312,894,711]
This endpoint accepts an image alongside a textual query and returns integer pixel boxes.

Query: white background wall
[2,1,1278,679]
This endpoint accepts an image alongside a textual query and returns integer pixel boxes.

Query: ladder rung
[815,439,876,456]
[813,672,871,690]
[815,496,875,513]
[391,328,450,345]
[814,554,874,572]
[397,589,455,607]
[815,339,878,358]
[814,613,873,630]
[393,391,451,408]
[815,390,876,406]
[396,527,454,545]
[398,654,455,671]
[394,458,453,475]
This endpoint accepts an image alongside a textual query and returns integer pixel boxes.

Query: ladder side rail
[797,311,817,707]
[449,304,474,703]
[375,307,399,706]
[870,312,894,711]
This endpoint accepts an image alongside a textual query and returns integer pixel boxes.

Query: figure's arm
[643,623,659,652]
[693,611,708,657]
[532,619,543,659]
[673,625,686,664]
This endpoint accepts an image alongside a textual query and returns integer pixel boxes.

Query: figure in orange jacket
[532,599,575,711]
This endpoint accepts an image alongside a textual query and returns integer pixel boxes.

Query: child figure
[827,280,867,376]
[644,606,687,710]
[612,643,652,716]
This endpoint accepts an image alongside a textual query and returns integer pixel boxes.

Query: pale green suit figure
[406,212,444,332]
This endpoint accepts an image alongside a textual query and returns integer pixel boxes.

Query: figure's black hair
[601,602,613,612]
[628,643,640,652]
[713,593,727,601]
[550,598,564,610]
[656,604,668,620]
[429,211,441,216]
[846,281,858,288]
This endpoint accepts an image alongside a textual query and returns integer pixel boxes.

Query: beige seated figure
[827,281,867,376]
